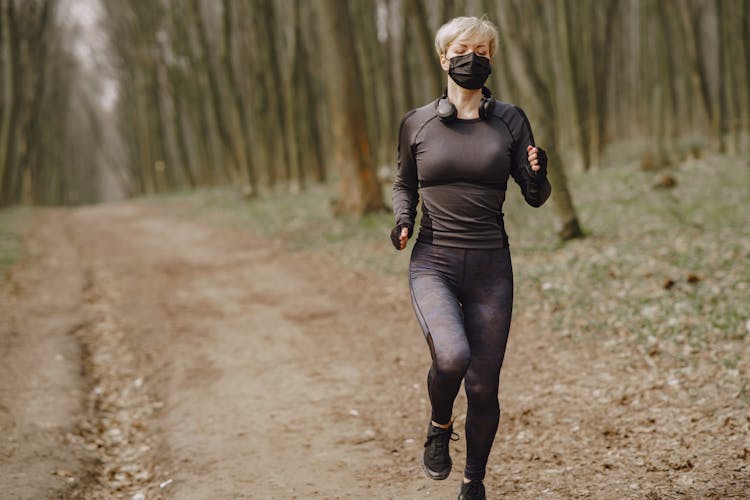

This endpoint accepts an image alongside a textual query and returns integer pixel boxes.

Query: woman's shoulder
[401,100,438,123]
[489,99,532,132]
[490,99,526,117]
[399,100,440,135]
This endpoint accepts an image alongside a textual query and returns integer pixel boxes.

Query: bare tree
[495,0,584,240]
[319,0,385,215]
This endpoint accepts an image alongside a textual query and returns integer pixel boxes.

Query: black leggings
[409,241,513,481]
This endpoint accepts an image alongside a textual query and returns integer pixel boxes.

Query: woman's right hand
[390,225,411,250]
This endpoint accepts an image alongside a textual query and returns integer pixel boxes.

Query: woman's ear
[439,53,449,72]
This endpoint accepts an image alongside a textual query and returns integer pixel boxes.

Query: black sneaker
[458,480,486,500]
[422,423,459,480]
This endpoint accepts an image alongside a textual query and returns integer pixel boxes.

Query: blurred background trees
[1,0,749,234]
[0,0,104,205]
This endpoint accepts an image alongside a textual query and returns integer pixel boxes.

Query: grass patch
[507,154,749,379]
[0,206,30,280]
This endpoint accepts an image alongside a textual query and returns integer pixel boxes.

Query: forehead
[452,34,490,47]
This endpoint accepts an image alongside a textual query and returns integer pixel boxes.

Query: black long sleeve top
[392,98,552,249]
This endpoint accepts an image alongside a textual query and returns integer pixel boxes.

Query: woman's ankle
[431,417,453,429]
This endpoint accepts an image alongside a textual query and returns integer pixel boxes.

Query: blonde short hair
[434,16,499,58]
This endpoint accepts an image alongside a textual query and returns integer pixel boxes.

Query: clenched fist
[526,145,548,174]
[390,224,412,250]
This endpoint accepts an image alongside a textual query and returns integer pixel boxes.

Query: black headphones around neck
[436,87,496,123]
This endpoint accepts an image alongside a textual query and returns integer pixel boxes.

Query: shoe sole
[422,457,451,480]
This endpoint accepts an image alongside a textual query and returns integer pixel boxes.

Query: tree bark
[559,0,590,171]
[656,0,678,159]
[16,0,53,204]
[716,0,728,153]
[298,0,326,182]
[497,0,584,240]
[679,0,718,145]
[223,0,256,194]
[744,0,750,152]
[320,0,385,215]
[410,0,443,97]
[191,0,242,184]
[591,0,619,164]
[0,0,21,205]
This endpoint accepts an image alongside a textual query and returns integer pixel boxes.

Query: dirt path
[0,210,91,499]
[1,201,748,499]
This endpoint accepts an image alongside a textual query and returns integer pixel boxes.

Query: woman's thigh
[461,248,514,365]
[409,243,468,361]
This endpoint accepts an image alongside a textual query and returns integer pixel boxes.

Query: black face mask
[448,52,492,90]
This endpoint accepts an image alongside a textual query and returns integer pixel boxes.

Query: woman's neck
[446,80,483,119]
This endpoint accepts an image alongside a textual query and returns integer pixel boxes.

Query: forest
[1,0,749,238]
[2,2,750,498]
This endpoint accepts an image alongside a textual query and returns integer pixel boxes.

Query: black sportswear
[422,423,459,480]
[392,98,551,248]
[410,242,513,481]
[458,480,486,500]
[393,93,551,484]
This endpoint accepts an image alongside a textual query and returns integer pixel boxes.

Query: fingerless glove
[528,146,548,178]
[390,224,414,249]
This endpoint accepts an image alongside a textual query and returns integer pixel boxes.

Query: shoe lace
[464,481,483,496]
[424,429,459,451]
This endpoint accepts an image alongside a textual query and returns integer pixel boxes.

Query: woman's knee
[465,380,500,410]
[434,347,470,380]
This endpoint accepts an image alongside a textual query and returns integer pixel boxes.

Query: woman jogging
[390,16,551,500]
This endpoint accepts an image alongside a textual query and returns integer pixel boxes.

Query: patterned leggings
[409,241,513,481]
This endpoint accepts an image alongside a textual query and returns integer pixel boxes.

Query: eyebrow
[456,39,488,48]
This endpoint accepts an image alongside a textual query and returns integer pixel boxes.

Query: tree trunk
[656,0,678,159]
[172,3,219,185]
[679,0,718,146]
[497,0,584,240]
[559,0,590,171]
[320,0,385,215]
[716,1,728,153]
[16,0,52,204]
[398,0,415,109]
[223,0,256,195]
[170,78,196,187]
[720,0,741,154]
[592,0,619,164]
[299,0,326,183]
[134,64,156,193]
[257,0,292,188]
[410,0,443,97]
[744,0,750,152]
[191,0,242,184]
[0,0,21,205]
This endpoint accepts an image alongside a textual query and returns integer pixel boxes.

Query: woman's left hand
[526,145,546,172]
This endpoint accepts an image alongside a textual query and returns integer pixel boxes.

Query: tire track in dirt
[0,210,92,499]
[67,242,167,499]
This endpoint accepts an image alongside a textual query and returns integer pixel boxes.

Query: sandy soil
[1,200,748,499]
